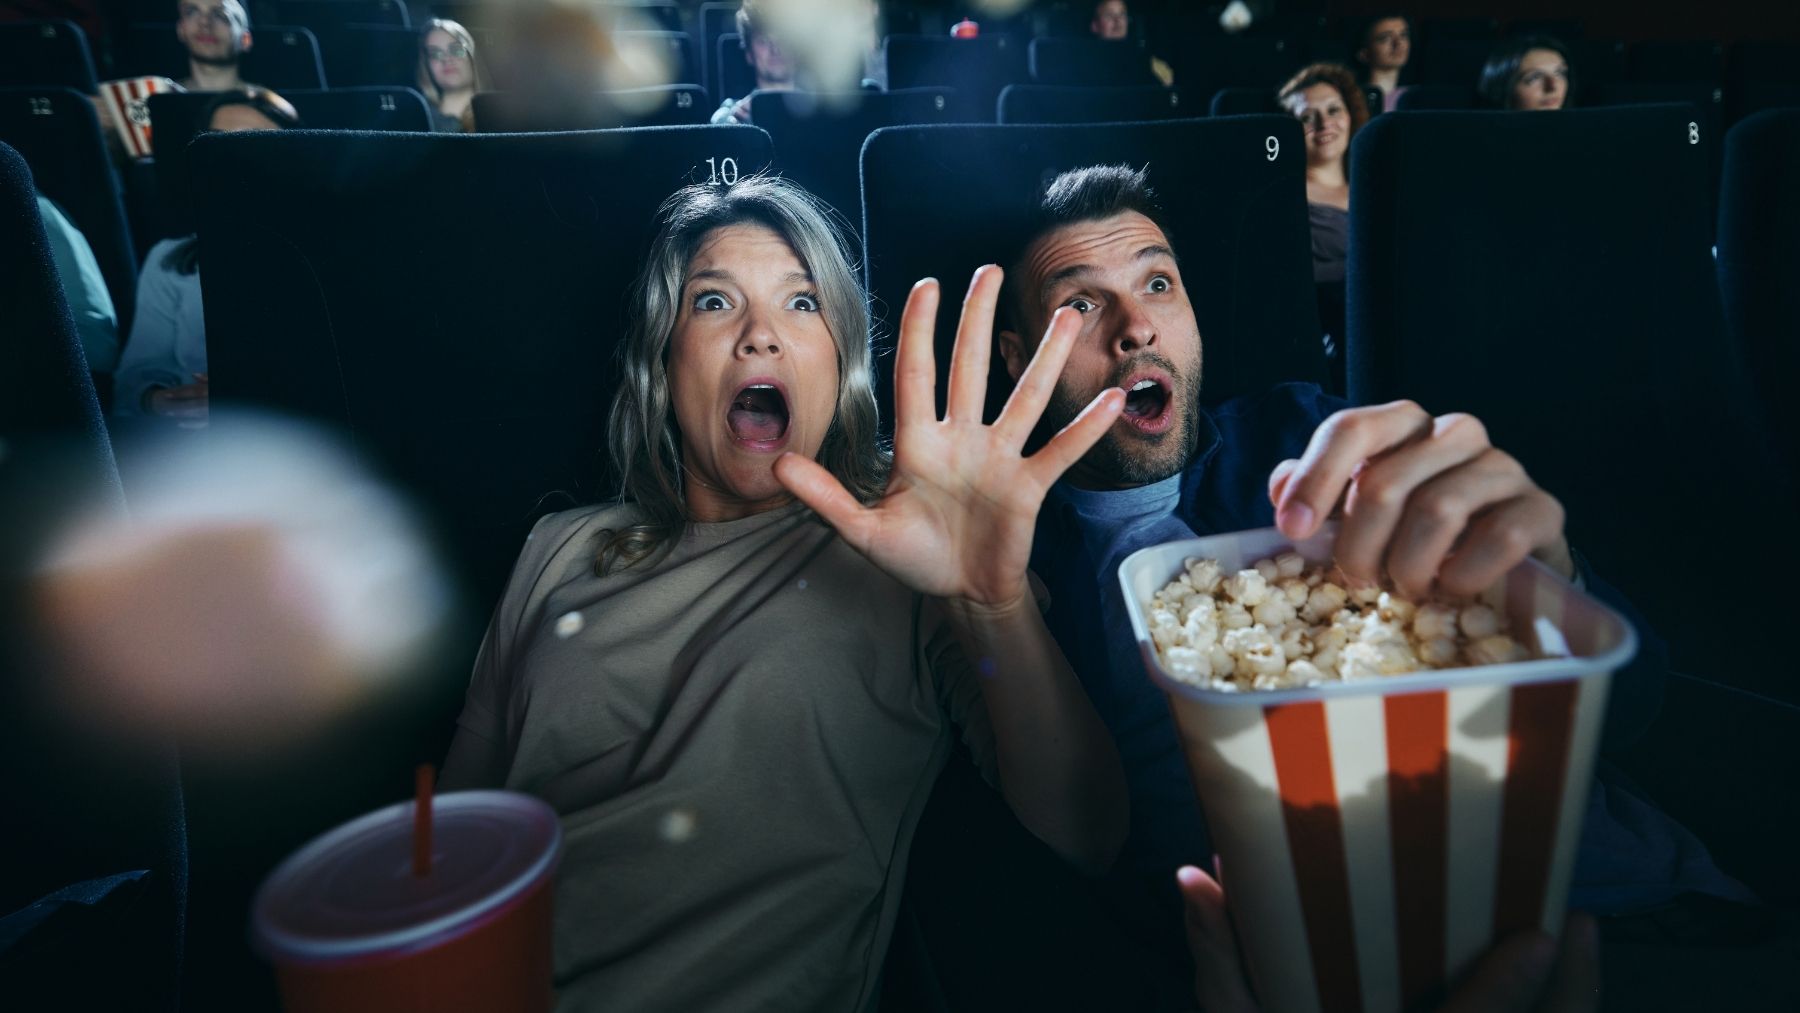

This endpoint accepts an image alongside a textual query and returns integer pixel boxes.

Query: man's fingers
[1376,449,1533,598]
[1540,913,1601,1013]
[1028,387,1123,487]
[945,265,1002,424]
[993,306,1082,446]
[1178,865,1260,1013]
[1277,400,1433,541]
[1439,930,1559,1013]
[1329,415,1492,590]
[893,279,942,432]
[773,453,877,550]
[1433,492,1566,598]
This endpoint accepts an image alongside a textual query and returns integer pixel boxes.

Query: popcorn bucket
[1119,526,1636,1013]
[252,791,562,1013]
[98,77,178,158]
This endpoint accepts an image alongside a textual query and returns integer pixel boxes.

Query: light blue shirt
[36,194,119,373]
[114,237,206,417]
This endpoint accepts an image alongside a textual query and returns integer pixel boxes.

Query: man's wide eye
[1149,276,1171,294]
[1067,297,1096,313]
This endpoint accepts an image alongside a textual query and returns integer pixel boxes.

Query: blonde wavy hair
[598,175,889,574]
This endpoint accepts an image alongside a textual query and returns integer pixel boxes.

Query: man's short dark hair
[1002,164,1172,333]
[735,0,766,47]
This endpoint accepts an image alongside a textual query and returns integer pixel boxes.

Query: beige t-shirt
[449,500,998,1012]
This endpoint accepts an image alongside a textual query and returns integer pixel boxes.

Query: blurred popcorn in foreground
[31,412,451,749]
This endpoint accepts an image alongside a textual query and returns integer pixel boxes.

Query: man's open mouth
[1121,375,1174,434]
[726,381,790,449]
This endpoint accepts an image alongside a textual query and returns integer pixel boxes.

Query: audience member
[1278,63,1367,286]
[712,0,797,124]
[1353,13,1412,111]
[1088,0,1174,87]
[997,163,1758,994]
[35,194,119,375]
[114,90,299,423]
[1481,35,1574,110]
[174,0,260,93]
[439,175,1128,1009]
[417,18,480,132]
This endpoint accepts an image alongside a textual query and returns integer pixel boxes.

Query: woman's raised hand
[774,266,1123,610]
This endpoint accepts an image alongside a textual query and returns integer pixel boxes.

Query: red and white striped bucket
[99,77,178,159]
[1120,526,1637,1013]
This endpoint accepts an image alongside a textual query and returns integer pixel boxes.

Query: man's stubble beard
[1041,350,1204,489]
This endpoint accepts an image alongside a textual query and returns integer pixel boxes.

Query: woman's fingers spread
[893,278,942,432]
[1433,492,1566,598]
[945,265,1002,424]
[773,453,876,550]
[994,306,1082,447]
[1277,400,1433,540]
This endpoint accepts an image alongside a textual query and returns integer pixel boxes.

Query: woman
[1278,62,1368,286]
[416,18,479,131]
[1279,63,1367,395]
[1353,13,1411,111]
[440,176,1129,1010]
[114,89,299,423]
[1480,35,1573,110]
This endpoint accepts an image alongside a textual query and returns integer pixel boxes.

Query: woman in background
[1480,35,1573,110]
[417,18,480,131]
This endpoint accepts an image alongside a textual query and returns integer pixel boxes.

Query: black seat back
[0,20,98,93]
[1210,85,1279,117]
[270,0,410,31]
[860,117,1324,428]
[1629,40,1723,86]
[998,83,1191,124]
[1717,109,1800,473]
[714,31,756,103]
[885,34,1026,122]
[472,85,711,131]
[0,88,136,335]
[115,22,327,91]
[1393,83,1482,110]
[751,87,955,222]
[190,125,775,604]
[1346,105,1793,690]
[1027,37,1159,87]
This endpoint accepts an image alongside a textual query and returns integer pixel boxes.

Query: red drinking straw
[413,764,434,878]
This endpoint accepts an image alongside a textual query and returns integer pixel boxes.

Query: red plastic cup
[1121,525,1636,1013]
[950,18,980,37]
[252,790,562,1013]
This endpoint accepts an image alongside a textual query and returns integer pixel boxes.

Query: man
[993,165,1762,1001]
[711,0,796,124]
[1087,0,1172,86]
[174,0,259,93]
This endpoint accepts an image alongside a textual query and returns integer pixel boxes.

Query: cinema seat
[1346,104,1796,699]
[1393,83,1482,110]
[174,122,774,1008]
[997,83,1191,124]
[1169,35,1305,101]
[1027,37,1160,88]
[1209,86,1278,117]
[0,20,98,93]
[0,88,137,336]
[270,0,410,32]
[1717,109,1800,475]
[1630,40,1723,86]
[116,22,327,91]
[714,32,756,106]
[0,140,185,1013]
[860,117,1324,428]
[750,87,955,223]
[471,84,711,131]
[885,34,1026,122]
[316,23,421,88]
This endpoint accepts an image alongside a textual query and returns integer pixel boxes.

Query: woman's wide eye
[695,292,731,311]
[787,293,819,312]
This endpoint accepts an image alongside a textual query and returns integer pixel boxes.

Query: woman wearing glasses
[1480,35,1574,110]
[417,18,480,131]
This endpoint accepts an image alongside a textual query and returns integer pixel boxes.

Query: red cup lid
[252,790,561,964]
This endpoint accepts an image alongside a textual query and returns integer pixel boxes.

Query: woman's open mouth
[726,380,791,451]
[1121,374,1174,435]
